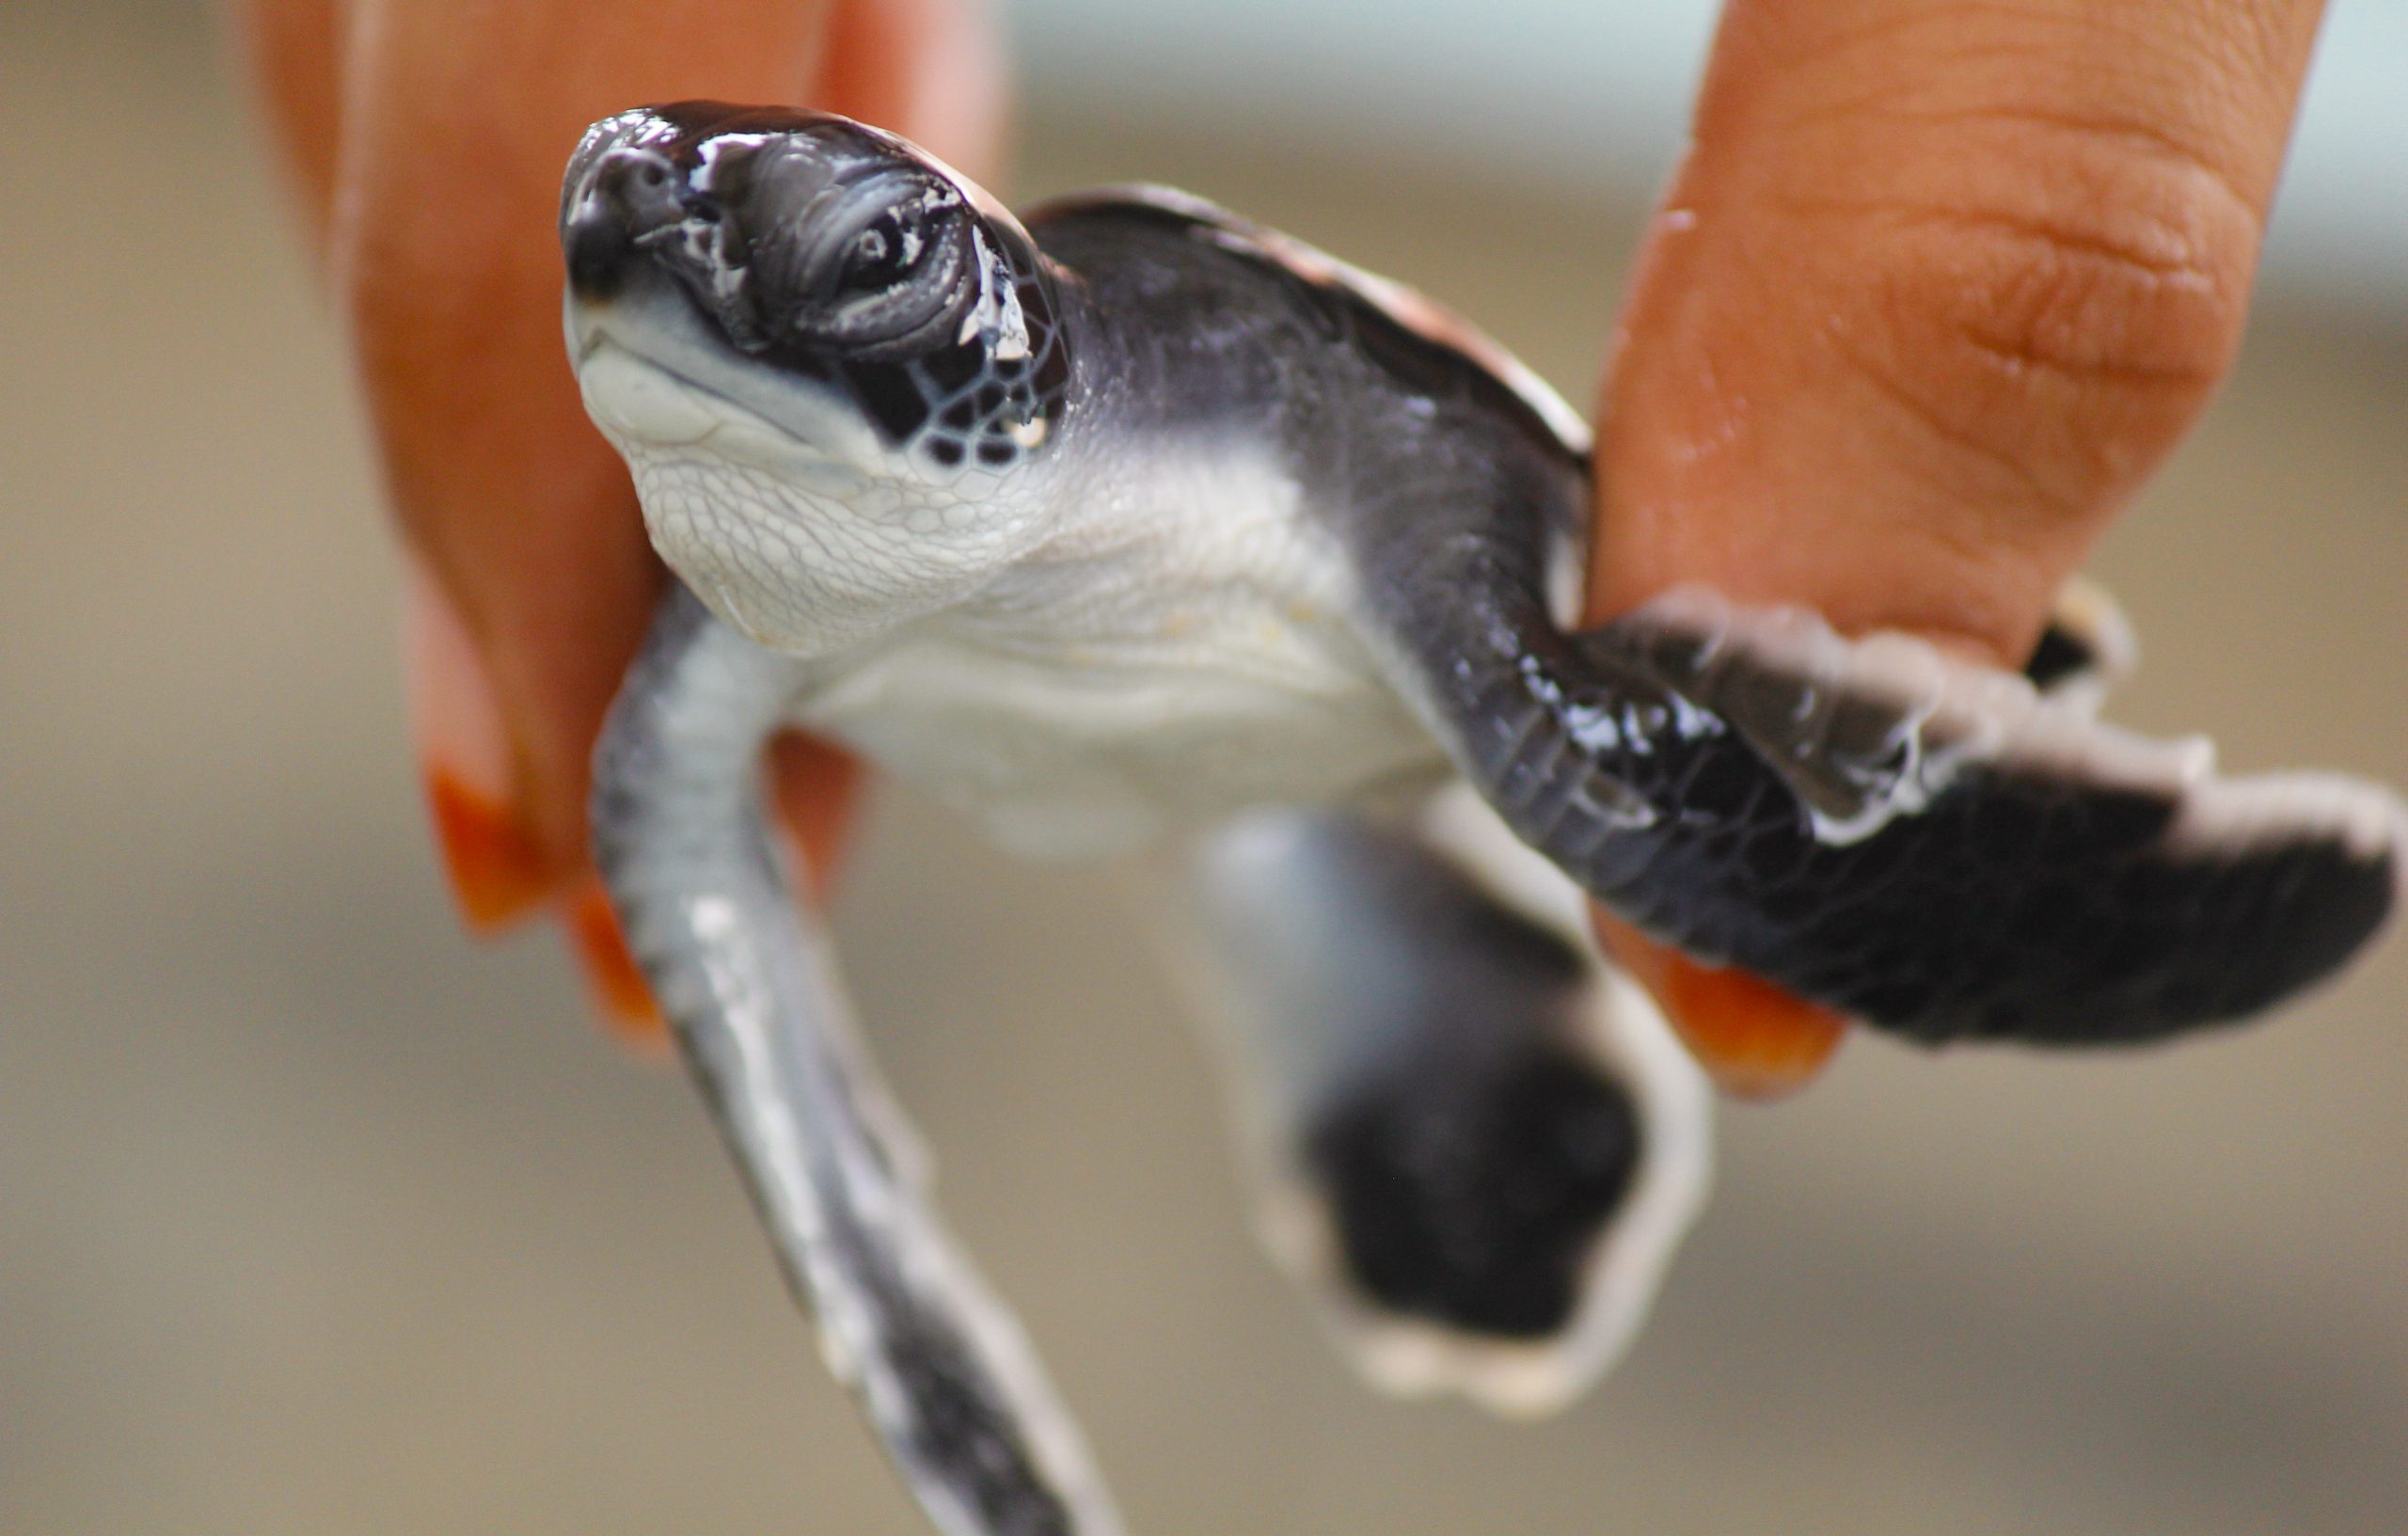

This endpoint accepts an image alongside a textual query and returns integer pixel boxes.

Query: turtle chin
[567,281,894,478]
[649,494,1023,661]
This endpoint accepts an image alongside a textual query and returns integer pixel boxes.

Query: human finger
[236,0,1002,942]
[1586,0,2327,1094]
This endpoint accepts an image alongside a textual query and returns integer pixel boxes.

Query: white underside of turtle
[557,102,2405,1536]
[592,378,1444,856]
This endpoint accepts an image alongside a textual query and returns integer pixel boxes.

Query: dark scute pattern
[1018,187,2386,1046]
[1463,619,2397,1047]
[848,358,931,441]
[895,275,1070,470]
[1307,1044,1640,1339]
[1016,277,1054,338]
[570,104,981,368]
[925,340,986,394]
[1034,341,1071,402]
[1020,283,1072,430]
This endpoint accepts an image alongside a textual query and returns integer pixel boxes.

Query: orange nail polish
[405,563,553,931]
[1596,915,1847,1100]
[566,879,669,1051]
[425,766,555,932]
[1654,954,1848,1101]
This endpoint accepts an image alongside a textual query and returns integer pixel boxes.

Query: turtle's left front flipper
[1156,800,1710,1417]
[1387,567,2403,1048]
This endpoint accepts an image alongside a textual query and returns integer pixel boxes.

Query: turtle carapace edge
[563,101,2405,1536]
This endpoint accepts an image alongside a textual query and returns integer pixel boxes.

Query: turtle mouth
[567,277,886,476]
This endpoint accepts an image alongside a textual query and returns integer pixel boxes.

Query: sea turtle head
[562,103,1071,656]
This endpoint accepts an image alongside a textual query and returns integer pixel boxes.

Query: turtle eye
[839,209,921,293]
[757,177,977,360]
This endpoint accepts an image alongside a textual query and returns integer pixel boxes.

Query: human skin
[236,0,2325,1080]
[236,0,1003,1030]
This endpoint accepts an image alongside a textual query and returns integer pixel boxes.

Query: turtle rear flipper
[1166,800,1710,1417]
[1414,583,2403,1048]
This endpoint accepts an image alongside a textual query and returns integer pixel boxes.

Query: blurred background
[3,1,2403,1532]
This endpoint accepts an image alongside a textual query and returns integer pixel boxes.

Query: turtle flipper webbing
[1596,573,2141,1096]
[1420,583,2404,1048]
[1165,801,1710,1417]
[593,587,1122,1536]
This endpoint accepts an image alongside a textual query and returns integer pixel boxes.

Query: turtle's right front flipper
[1400,577,2403,1049]
[593,587,1120,1536]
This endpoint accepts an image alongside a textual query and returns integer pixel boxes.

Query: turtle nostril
[566,148,691,298]
[594,148,685,230]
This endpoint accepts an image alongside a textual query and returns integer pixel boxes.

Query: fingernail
[564,877,669,1051]
[1653,953,1848,1101]
[405,563,553,931]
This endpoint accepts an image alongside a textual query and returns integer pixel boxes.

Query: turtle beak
[560,103,759,304]
[562,142,690,301]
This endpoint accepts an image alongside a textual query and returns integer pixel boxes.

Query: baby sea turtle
[559,102,2403,1536]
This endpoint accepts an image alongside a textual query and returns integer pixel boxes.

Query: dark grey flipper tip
[1457,587,2404,1049]
[1619,592,2403,1045]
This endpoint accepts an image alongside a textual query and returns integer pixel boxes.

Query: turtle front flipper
[1593,572,2146,1094]
[1396,573,2403,1048]
[594,587,1121,1536]
[1159,798,1710,1417]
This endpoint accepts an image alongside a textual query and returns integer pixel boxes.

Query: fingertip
[228,0,345,247]
[1587,0,2315,667]
[817,0,1011,182]
[408,565,562,931]
[423,767,556,933]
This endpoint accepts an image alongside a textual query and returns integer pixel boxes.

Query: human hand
[1586,0,2327,1095]
[243,0,2320,1085]
[235,0,1003,1033]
